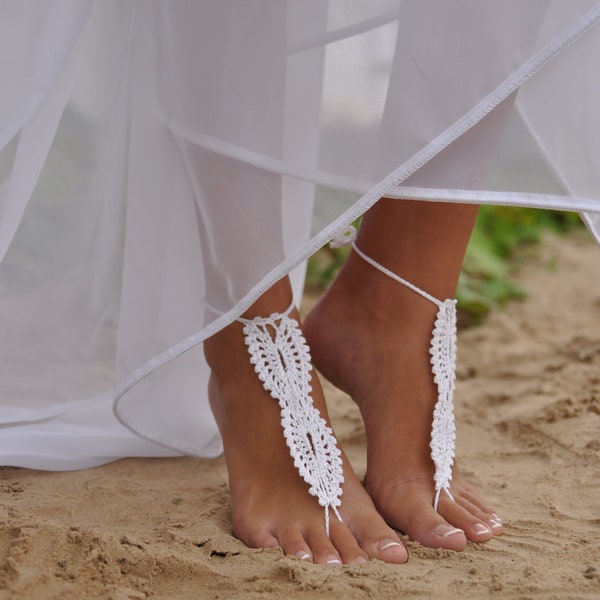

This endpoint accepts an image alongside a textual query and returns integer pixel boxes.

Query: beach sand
[1,231,599,599]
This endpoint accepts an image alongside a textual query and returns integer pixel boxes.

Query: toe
[438,497,493,542]
[410,517,467,551]
[352,525,408,563]
[328,521,370,565]
[378,486,468,551]
[488,513,504,534]
[422,520,468,551]
[242,527,280,549]
[374,538,408,563]
[403,505,467,550]
[454,496,503,536]
[341,488,408,563]
[304,525,343,565]
[278,526,313,561]
[456,488,503,534]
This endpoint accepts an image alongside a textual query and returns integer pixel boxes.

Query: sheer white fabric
[2,0,600,469]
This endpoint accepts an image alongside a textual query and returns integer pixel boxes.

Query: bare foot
[304,249,503,551]
[204,289,407,565]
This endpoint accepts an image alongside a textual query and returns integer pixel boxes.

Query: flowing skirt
[2,0,600,469]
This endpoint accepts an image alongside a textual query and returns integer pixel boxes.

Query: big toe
[437,492,498,542]
[377,487,470,551]
[409,516,468,551]
[356,529,408,564]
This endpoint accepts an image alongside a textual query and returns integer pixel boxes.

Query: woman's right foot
[204,291,407,565]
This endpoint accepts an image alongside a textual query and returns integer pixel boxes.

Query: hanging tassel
[429,299,457,510]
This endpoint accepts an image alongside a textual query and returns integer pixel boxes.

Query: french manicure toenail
[434,524,464,538]
[295,551,311,560]
[491,513,502,522]
[355,556,368,564]
[490,519,502,530]
[378,541,404,551]
[326,558,342,565]
[443,528,465,538]
[473,524,492,535]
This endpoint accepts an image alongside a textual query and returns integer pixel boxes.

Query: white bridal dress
[2,1,600,470]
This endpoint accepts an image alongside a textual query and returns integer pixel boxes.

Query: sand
[1,231,599,599]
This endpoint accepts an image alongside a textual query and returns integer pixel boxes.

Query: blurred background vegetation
[306,205,583,326]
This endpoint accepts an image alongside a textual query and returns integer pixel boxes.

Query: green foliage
[306,206,583,326]
[458,205,581,324]
[305,244,351,290]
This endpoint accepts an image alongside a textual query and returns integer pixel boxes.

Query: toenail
[491,513,503,523]
[355,556,368,564]
[489,519,503,530]
[326,557,342,565]
[378,540,404,552]
[433,524,465,538]
[294,551,311,560]
[473,523,492,535]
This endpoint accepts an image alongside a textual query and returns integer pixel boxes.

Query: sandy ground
[1,231,599,599]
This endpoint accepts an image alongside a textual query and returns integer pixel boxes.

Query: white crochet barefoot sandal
[237,304,344,535]
[332,227,456,511]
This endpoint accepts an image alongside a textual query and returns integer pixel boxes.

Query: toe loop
[433,486,455,512]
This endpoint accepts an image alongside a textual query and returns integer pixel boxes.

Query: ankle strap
[352,242,444,309]
[236,301,295,326]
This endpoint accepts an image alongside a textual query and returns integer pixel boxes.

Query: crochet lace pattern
[332,227,456,511]
[237,304,344,535]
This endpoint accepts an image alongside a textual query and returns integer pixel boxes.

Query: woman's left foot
[304,249,503,551]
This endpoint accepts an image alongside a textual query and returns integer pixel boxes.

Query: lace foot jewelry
[236,304,344,536]
[330,226,457,511]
